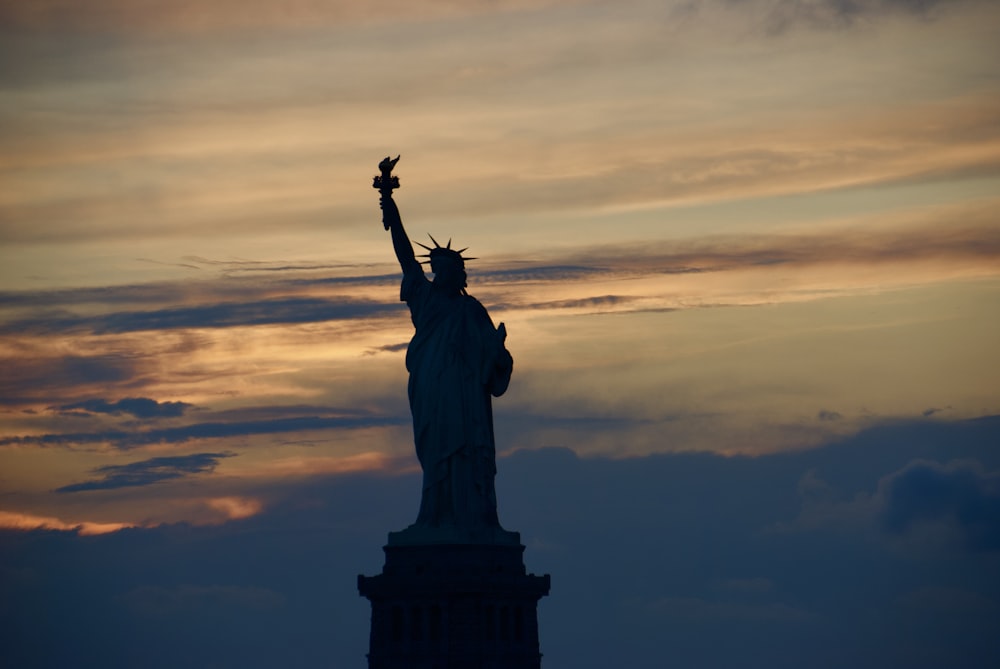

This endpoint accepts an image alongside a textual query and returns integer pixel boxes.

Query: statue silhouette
[376,157,516,543]
[360,158,549,667]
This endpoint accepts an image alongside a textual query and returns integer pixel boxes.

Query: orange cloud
[0,510,135,535]
[0,495,266,533]
[229,451,410,479]
[204,496,263,521]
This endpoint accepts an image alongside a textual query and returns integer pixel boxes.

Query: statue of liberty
[374,156,517,544]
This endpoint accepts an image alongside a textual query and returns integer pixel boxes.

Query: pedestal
[358,542,550,669]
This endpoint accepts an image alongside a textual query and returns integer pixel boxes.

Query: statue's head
[417,235,474,294]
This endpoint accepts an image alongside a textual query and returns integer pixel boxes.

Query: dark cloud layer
[0,270,394,315]
[0,296,403,336]
[368,341,409,354]
[527,294,635,311]
[744,0,979,34]
[473,264,611,284]
[2,221,997,336]
[57,397,192,419]
[0,0,972,43]
[56,452,235,493]
[567,224,1000,275]
[1,416,998,669]
[1,413,406,450]
[0,284,182,308]
[879,459,1000,551]
[0,0,563,39]
[0,353,141,406]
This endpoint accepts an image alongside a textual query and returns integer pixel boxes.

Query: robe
[401,268,512,530]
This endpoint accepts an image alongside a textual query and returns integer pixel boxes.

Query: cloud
[0,0,977,44]
[773,447,1000,555]
[0,264,386,310]
[570,220,1000,274]
[5,213,997,356]
[0,296,403,336]
[2,416,999,668]
[367,341,409,355]
[0,353,141,405]
[757,0,973,34]
[6,57,999,247]
[1,412,407,450]
[0,0,581,37]
[0,494,264,534]
[3,209,999,336]
[525,294,636,311]
[0,510,134,535]
[55,452,236,493]
[57,397,192,419]
[0,283,190,309]
[0,267,616,337]
[878,459,1000,551]
[473,265,611,284]
[205,496,263,520]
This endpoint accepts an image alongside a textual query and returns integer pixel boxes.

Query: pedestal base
[358,543,550,669]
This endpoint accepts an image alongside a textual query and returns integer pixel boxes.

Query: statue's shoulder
[463,292,486,309]
[400,268,430,304]
[462,293,495,322]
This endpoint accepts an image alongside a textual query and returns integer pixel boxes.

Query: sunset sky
[2,1,999,667]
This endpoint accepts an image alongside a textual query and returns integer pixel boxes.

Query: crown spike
[427,233,441,248]
[456,247,468,254]
[446,238,452,249]
[415,241,433,251]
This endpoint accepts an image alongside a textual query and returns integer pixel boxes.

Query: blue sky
[1,1,999,667]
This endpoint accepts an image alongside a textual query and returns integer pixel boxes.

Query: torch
[373,155,400,230]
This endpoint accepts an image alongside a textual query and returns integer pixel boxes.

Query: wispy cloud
[367,342,409,355]
[0,296,403,336]
[1,0,998,569]
[524,295,638,311]
[0,510,134,535]
[555,217,1000,273]
[4,216,998,328]
[0,494,264,533]
[56,451,235,492]
[57,397,192,418]
[758,0,982,34]
[180,256,368,275]
[4,2,998,251]
[2,412,407,450]
[1,352,141,406]
[0,0,581,36]
[0,0,979,55]
[0,268,392,310]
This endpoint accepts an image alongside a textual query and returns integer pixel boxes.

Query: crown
[415,234,477,266]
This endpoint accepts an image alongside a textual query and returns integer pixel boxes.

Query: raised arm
[380,194,421,276]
